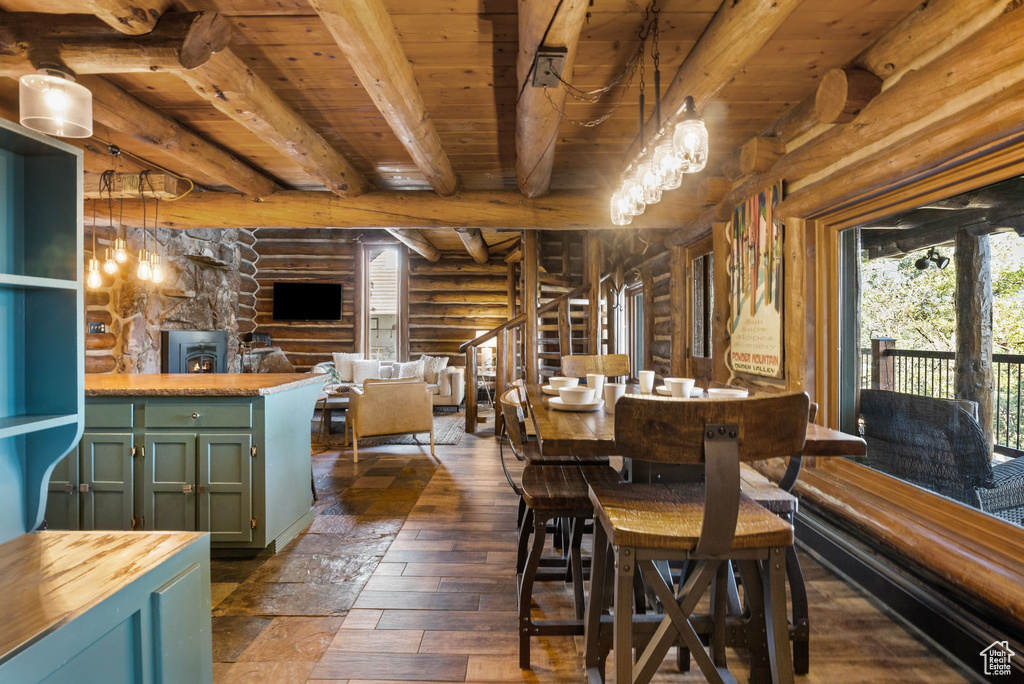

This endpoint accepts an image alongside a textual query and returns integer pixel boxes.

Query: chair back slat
[614,392,809,463]
[561,354,630,378]
[499,387,529,449]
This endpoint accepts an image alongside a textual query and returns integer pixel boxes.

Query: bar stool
[583,392,809,684]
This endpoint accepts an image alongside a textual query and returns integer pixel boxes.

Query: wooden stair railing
[460,274,609,433]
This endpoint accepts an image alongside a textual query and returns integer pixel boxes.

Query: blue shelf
[0,274,77,290]
[0,414,79,440]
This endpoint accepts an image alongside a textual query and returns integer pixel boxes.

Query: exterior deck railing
[860,339,1023,456]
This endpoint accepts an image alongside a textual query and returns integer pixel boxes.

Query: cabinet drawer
[144,402,253,429]
[85,403,134,428]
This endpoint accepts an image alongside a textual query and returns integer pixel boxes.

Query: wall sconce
[19,67,93,138]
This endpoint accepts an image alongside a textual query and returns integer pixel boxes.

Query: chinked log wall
[252,230,510,369]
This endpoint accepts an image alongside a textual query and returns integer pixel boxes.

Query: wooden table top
[525,384,866,458]
[86,373,325,397]
[0,531,205,664]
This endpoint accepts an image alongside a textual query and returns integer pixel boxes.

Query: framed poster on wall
[728,181,784,378]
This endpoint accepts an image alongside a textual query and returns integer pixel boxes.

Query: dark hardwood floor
[209,431,971,683]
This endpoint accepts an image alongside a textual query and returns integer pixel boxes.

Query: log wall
[252,228,357,371]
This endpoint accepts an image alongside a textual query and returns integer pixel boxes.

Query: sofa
[311,356,465,408]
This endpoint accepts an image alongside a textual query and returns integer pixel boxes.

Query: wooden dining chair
[561,353,630,379]
[583,392,809,684]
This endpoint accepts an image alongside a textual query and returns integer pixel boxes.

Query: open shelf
[0,274,77,290]
[0,414,78,440]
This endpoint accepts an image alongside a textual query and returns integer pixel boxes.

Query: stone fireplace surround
[84,226,258,374]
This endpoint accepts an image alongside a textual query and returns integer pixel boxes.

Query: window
[839,174,1024,528]
[360,244,406,362]
[691,250,713,359]
[626,282,645,379]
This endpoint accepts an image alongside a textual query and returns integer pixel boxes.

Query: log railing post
[871,336,895,390]
[465,346,478,433]
[495,327,508,436]
[558,298,571,358]
[523,231,540,385]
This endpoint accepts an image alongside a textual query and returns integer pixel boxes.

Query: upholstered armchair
[348,379,434,462]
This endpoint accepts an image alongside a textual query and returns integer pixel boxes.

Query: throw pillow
[394,359,425,380]
[332,351,363,382]
[420,354,449,384]
[352,359,381,384]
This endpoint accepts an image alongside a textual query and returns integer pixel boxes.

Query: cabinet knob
[192,412,200,420]
[197,485,207,494]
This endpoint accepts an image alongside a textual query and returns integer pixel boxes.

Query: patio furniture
[349,379,434,462]
[860,390,1024,516]
[583,392,810,684]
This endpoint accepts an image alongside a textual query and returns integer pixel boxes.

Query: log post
[494,326,508,437]
[584,233,601,354]
[465,347,478,434]
[669,245,687,377]
[605,288,617,357]
[870,337,896,391]
[523,231,540,385]
[712,221,731,384]
[954,231,995,456]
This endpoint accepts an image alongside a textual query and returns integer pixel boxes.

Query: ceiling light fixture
[914,247,949,270]
[19,67,92,139]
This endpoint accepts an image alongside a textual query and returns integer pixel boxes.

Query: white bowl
[558,387,595,405]
[707,387,748,399]
[549,376,579,390]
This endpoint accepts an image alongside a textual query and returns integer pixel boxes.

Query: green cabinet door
[144,433,197,531]
[44,447,79,530]
[197,434,253,543]
[80,432,134,530]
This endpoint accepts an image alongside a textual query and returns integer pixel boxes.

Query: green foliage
[859,232,1024,354]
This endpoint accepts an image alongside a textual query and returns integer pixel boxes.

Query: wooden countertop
[85,373,325,397]
[0,531,204,664]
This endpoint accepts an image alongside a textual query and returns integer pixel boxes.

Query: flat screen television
[272,282,343,321]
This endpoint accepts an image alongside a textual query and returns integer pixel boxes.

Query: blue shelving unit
[0,117,84,544]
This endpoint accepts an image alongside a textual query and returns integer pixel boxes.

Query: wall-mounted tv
[272,282,343,321]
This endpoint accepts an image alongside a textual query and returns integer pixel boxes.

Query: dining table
[524,383,867,487]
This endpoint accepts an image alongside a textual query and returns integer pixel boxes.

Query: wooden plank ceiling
[0,0,922,253]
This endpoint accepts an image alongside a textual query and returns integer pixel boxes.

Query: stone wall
[85,226,259,373]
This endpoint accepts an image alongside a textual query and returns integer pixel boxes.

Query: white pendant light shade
[610,191,632,226]
[653,137,683,190]
[19,70,92,139]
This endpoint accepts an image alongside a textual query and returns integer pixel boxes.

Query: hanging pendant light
[637,157,662,204]
[103,248,118,274]
[137,248,152,281]
[149,253,164,284]
[653,135,683,190]
[610,190,632,226]
[113,238,128,263]
[673,96,708,174]
[87,200,102,289]
[19,67,92,139]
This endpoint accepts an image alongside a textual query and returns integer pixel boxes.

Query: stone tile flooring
[209,433,971,683]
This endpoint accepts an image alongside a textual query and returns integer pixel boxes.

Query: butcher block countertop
[85,373,325,397]
[0,531,204,664]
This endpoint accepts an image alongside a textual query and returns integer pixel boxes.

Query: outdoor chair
[860,390,1024,519]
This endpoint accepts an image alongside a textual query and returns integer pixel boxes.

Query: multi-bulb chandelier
[610,4,708,225]
[87,170,165,289]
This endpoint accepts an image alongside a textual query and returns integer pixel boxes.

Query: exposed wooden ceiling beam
[386,229,441,262]
[454,227,489,264]
[515,0,589,198]
[86,189,702,230]
[176,48,371,197]
[307,0,458,197]
[79,75,277,199]
[13,0,175,35]
[623,0,804,164]
[0,12,233,77]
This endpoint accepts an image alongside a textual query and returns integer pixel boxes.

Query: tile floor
[209,431,972,683]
